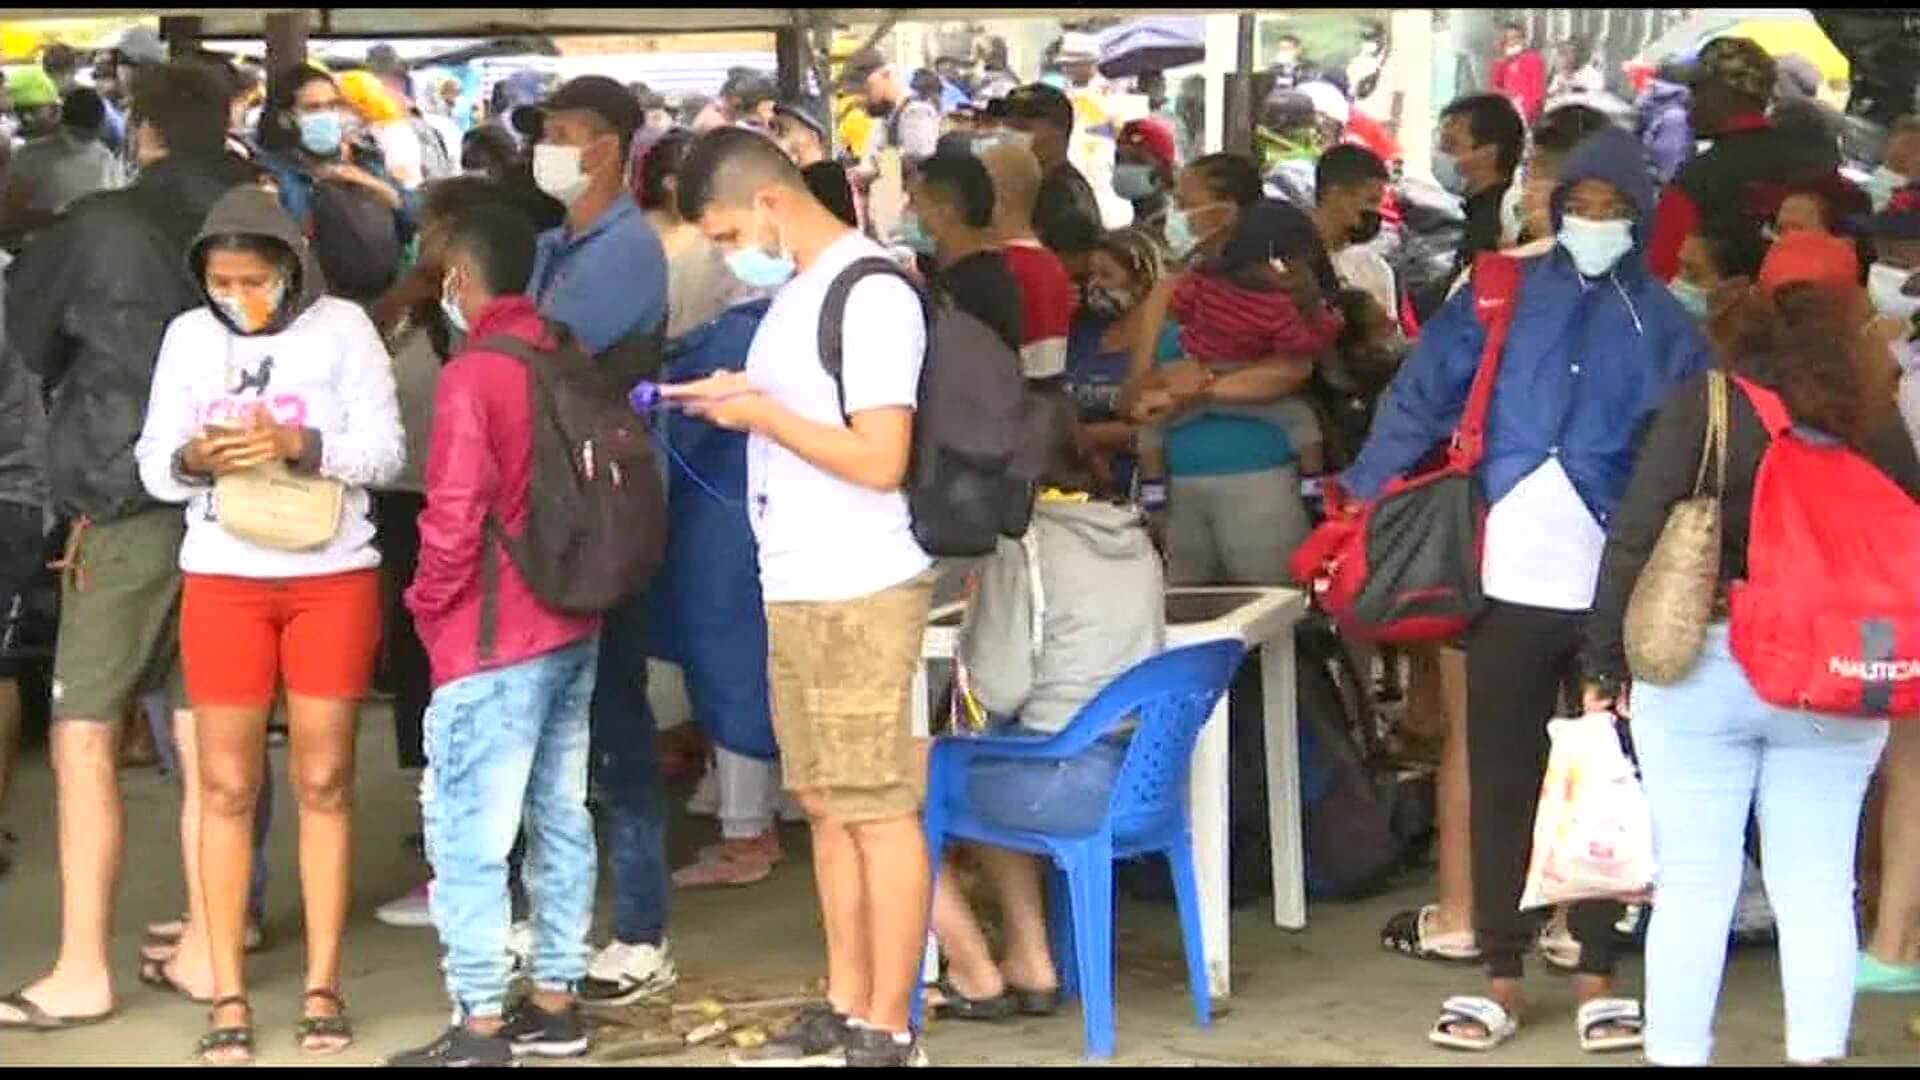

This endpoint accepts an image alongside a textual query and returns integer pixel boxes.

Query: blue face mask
[1433,152,1465,196]
[726,247,796,289]
[1869,166,1910,212]
[897,213,937,256]
[1667,278,1710,321]
[1113,163,1158,201]
[298,110,344,157]
[1558,215,1635,278]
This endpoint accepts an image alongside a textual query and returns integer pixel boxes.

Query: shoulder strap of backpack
[1450,251,1523,467]
[817,255,926,419]
[1731,373,1793,438]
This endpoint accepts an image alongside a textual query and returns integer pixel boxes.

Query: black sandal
[295,988,353,1055]
[926,977,1017,1022]
[140,957,212,1005]
[1009,985,1063,1017]
[197,996,254,1066]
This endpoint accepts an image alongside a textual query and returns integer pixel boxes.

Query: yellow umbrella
[1729,17,1849,86]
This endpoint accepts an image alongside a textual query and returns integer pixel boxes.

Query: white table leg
[1262,637,1307,931]
[1188,689,1233,998]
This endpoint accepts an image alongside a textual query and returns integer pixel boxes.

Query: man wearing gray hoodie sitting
[926,393,1165,1020]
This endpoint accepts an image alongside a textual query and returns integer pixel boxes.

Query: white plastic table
[914,585,1312,998]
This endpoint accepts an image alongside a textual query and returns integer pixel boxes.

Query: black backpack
[472,323,666,640]
[818,257,1043,557]
[307,178,403,303]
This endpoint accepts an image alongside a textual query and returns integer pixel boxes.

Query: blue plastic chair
[920,639,1247,1060]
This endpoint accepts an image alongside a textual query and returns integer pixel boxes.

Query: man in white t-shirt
[666,128,936,1069]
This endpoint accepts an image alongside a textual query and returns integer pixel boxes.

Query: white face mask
[533,143,591,206]
[1869,262,1920,323]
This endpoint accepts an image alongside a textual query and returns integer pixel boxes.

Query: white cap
[1057,32,1100,64]
[1298,80,1350,127]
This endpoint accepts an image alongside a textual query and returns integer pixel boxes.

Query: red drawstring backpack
[1290,252,1521,643]
[1728,376,1920,719]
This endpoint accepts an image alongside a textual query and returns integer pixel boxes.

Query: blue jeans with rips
[589,590,669,948]
[422,638,599,1020]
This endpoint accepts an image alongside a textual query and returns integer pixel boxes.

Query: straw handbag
[215,460,345,552]
[1624,370,1729,685]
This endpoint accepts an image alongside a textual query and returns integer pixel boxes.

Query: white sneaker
[687,771,720,818]
[376,881,434,928]
[580,939,678,1007]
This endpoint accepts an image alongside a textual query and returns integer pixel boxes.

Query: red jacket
[1491,48,1547,125]
[406,296,599,688]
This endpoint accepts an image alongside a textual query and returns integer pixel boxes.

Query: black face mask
[1349,209,1384,245]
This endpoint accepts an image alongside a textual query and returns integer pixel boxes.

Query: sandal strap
[1438,995,1511,1029]
[199,1027,254,1050]
[1577,997,1642,1031]
[304,987,345,1009]
[209,995,250,1013]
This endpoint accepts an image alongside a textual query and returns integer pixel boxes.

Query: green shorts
[51,507,185,722]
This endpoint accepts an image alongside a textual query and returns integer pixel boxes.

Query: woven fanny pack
[215,460,345,552]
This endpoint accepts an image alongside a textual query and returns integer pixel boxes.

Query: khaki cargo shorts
[766,571,936,825]
[51,508,186,722]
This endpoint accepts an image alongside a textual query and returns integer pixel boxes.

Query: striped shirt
[1170,269,1342,368]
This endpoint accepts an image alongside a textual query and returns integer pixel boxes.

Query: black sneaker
[384,1025,516,1068]
[844,1026,929,1068]
[500,1000,590,1059]
[729,1005,850,1067]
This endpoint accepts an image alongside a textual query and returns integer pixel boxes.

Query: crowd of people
[0,20,1916,1071]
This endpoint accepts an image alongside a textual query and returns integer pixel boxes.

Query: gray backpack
[818,256,1044,557]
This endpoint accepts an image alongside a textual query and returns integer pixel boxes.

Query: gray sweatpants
[1165,466,1310,587]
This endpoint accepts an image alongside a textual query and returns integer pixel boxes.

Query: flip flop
[1577,997,1644,1054]
[140,957,213,1005]
[0,989,118,1032]
[1428,995,1519,1052]
[1381,905,1481,963]
[1858,954,1920,995]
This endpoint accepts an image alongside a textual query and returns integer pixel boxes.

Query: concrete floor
[2,709,1917,1067]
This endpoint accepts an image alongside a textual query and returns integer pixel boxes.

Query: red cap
[1118,117,1177,171]
[1758,229,1860,297]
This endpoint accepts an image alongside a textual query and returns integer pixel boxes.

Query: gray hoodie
[960,499,1166,734]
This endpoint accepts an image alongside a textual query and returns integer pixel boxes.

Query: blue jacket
[647,298,777,760]
[1342,126,1711,525]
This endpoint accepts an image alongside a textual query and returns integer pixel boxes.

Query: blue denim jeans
[1632,626,1888,1066]
[423,638,600,1020]
[589,591,668,947]
[965,723,1131,836]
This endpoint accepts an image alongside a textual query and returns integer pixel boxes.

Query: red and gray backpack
[1728,376,1920,719]
[474,322,667,635]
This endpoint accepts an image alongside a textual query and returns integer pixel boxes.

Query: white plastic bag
[1519,713,1656,911]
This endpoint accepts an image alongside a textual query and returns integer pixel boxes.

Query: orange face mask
[209,283,286,334]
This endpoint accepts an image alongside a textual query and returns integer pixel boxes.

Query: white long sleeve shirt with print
[136,297,404,579]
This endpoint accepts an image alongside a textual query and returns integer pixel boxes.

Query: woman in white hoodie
[136,185,403,1064]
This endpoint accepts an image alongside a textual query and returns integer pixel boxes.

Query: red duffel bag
[1290,252,1521,644]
